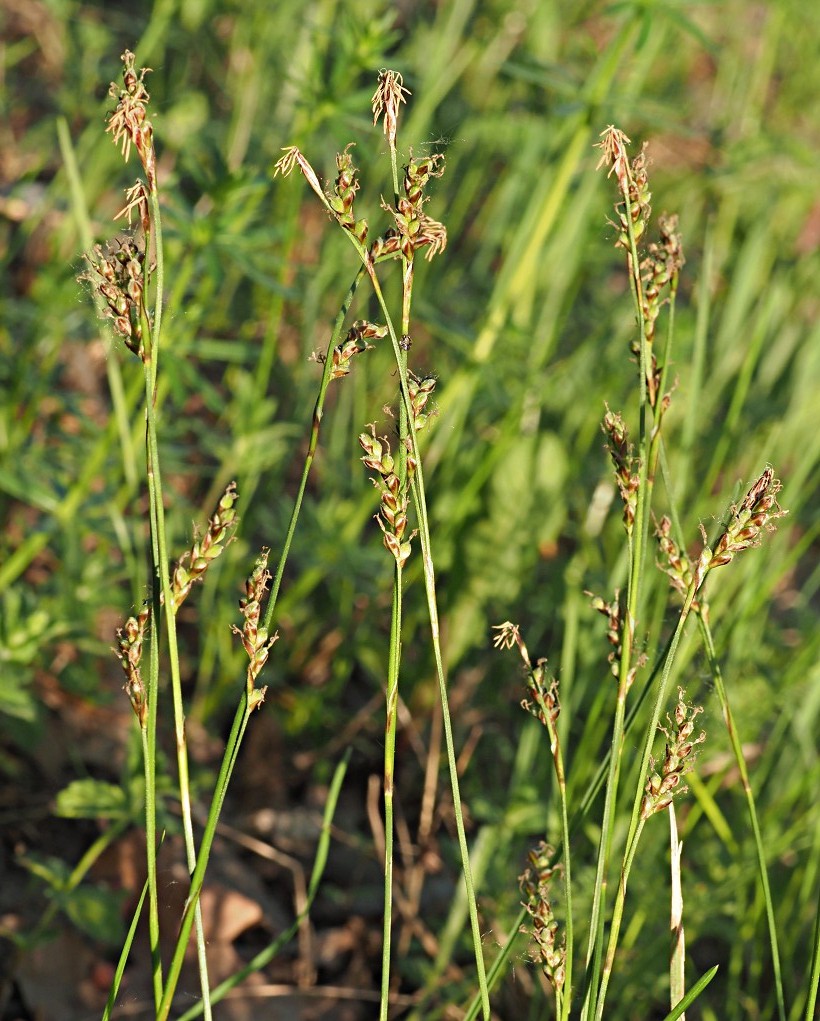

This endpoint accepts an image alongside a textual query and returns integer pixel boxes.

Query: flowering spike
[641,688,705,819]
[170,483,239,612]
[106,51,156,188]
[694,468,787,590]
[116,605,151,726]
[371,69,410,149]
[274,146,324,203]
[232,549,277,698]
[519,842,566,993]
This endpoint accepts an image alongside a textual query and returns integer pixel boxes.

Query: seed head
[519,842,566,993]
[602,407,639,533]
[106,51,156,188]
[641,688,705,819]
[170,482,239,612]
[360,425,415,567]
[371,69,410,149]
[274,146,325,204]
[80,239,147,356]
[694,467,787,589]
[328,320,387,378]
[232,549,277,699]
[116,605,151,726]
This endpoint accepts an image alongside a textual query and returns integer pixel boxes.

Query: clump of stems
[276,68,489,1021]
[86,50,348,1020]
[89,54,495,1020]
[485,127,788,1021]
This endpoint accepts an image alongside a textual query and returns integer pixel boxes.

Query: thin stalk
[582,152,655,1021]
[594,584,698,1019]
[378,133,411,1020]
[557,753,573,1021]
[157,695,255,1021]
[175,748,350,1021]
[288,150,490,1018]
[463,628,678,1021]
[143,690,162,1007]
[531,671,574,1021]
[697,614,785,1021]
[142,186,212,1015]
[380,569,403,1021]
[804,880,820,1021]
[102,877,149,1021]
[331,209,490,1012]
[365,257,489,1016]
[657,441,786,1020]
[145,510,163,1006]
[263,267,366,630]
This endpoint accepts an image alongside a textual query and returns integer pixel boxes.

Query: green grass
[1,1,818,1019]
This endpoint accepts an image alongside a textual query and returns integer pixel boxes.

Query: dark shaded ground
[0,662,498,1020]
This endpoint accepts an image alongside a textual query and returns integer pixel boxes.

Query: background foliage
[1,0,818,1018]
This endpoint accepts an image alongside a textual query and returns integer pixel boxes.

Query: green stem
[102,877,149,1021]
[533,677,574,1021]
[380,565,403,1021]
[143,692,162,1007]
[175,749,351,1021]
[145,501,163,1007]
[157,696,252,1021]
[656,438,785,1021]
[582,152,655,1021]
[263,267,366,630]
[594,584,698,1019]
[293,158,490,1019]
[378,140,411,1019]
[368,265,490,1018]
[804,881,820,1021]
[143,185,212,1016]
[463,629,678,1021]
[697,614,786,1021]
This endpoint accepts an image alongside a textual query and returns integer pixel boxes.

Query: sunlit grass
[1,1,818,1018]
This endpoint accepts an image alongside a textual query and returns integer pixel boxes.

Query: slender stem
[804,880,820,1021]
[582,157,654,1021]
[174,749,351,1021]
[144,412,164,1007]
[378,140,412,1020]
[293,155,490,1018]
[142,695,162,1007]
[380,567,403,1021]
[367,265,491,1017]
[532,677,574,1021]
[462,629,678,1021]
[595,813,648,1018]
[143,186,212,1015]
[102,877,149,1021]
[594,584,697,1019]
[157,696,252,1021]
[263,268,366,630]
[656,438,786,1021]
[697,614,785,1021]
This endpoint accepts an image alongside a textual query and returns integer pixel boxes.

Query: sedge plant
[481,128,795,1021]
[82,53,491,1019]
[77,45,813,1021]
[273,69,491,1020]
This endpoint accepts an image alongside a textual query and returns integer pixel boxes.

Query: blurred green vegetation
[1,0,818,1017]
